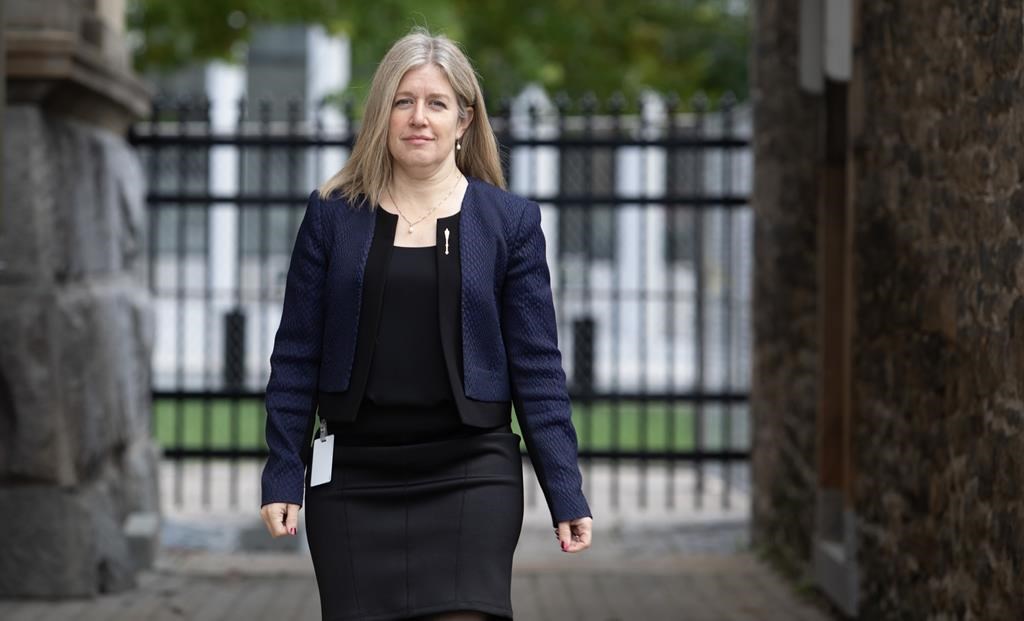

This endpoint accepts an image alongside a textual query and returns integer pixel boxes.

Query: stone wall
[749,0,823,575]
[754,0,1024,617]
[852,2,1024,618]
[0,0,158,597]
[0,108,159,599]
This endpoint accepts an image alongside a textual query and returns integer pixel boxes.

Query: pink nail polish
[290,527,296,535]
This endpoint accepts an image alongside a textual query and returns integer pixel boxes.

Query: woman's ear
[459,106,475,138]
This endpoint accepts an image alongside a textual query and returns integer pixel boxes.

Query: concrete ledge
[814,488,859,617]
[5,0,151,133]
[124,512,161,572]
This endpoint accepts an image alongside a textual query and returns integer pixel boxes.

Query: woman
[259,27,593,621]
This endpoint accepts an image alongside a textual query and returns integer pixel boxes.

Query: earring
[456,140,462,151]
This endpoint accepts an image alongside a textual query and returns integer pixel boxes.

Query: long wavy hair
[318,27,506,207]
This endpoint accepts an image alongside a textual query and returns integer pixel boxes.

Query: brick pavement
[1,462,836,620]
[0,528,837,621]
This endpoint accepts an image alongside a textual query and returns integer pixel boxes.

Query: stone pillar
[851,2,1024,618]
[96,0,126,35]
[754,0,1024,617]
[0,0,158,597]
[1,0,5,218]
[749,0,824,575]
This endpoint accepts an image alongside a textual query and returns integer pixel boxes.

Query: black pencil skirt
[303,413,525,621]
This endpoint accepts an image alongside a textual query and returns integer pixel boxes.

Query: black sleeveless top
[364,245,453,406]
[327,209,508,446]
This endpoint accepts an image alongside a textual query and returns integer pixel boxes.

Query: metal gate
[129,91,752,518]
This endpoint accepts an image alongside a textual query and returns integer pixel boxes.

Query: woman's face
[387,64,473,175]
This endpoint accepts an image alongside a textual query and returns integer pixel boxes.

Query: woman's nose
[410,101,427,125]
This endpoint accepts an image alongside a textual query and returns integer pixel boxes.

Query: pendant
[444,228,450,255]
[408,225,414,233]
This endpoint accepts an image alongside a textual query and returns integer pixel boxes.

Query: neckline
[376,175,473,221]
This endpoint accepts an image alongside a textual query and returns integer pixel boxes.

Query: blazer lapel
[318,198,380,393]
[456,178,504,400]
[458,177,487,303]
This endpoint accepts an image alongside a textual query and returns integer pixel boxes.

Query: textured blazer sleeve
[501,200,592,527]
[260,190,325,508]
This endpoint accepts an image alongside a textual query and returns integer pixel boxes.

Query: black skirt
[304,406,524,621]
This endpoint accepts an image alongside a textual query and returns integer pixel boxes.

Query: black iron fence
[130,91,752,515]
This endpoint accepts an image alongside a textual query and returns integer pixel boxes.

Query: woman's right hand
[260,502,301,537]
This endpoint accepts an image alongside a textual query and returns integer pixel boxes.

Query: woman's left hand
[555,516,593,553]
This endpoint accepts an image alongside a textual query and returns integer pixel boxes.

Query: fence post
[223,308,248,390]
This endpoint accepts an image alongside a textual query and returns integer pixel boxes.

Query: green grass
[153,398,747,453]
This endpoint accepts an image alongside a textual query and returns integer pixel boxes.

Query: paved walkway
[0,523,837,621]
[1,461,840,619]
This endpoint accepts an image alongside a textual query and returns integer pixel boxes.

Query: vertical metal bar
[235,95,248,314]
[692,94,707,510]
[577,92,593,493]
[664,93,680,510]
[200,95,213,510]
[584,92,616,509]
[230,96,250,507]
[632,93,649,510]
[720,93,736,510]
[146,102,161,294]
[287,98,302,292]
[145,100,162,509]
[556,93,592,502]
[496,98,512,186]
[346,97,357,161]
[312,97,323,195]
[244,98,272,507]
[173,97,188,508]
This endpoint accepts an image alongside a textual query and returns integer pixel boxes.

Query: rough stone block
[121,434,162,518]
[0,107,56,284]
[0,276,154,490]
[54,284,130,475]
[0,480,135,597]
[50,123,116,279]
[2,110,148,286]
[0,285,76,484]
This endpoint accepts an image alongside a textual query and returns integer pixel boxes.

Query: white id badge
[310,427,334,487]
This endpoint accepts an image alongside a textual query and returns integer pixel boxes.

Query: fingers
[262,503,289,537]
[284,503,300,536]
[556,521,572,552]
[555,517,593,553]
[569,517,592,552]
[261,502,301,538]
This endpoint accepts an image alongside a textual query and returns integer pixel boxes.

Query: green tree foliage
[127,0,349,69]
[455,1,749,106]
[128,0,748,106]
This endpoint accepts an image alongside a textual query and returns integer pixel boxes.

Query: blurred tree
[454,0,749,106]
[127,0,349,69]
[128,0,748,106]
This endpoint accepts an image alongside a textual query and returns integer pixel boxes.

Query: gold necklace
[388,171,463,233]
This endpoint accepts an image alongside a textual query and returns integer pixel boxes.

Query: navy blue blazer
[260,175,592,526]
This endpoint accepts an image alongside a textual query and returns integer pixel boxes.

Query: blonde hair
[319,27,506,207]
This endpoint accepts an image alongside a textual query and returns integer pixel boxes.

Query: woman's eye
[392,98,446,109]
